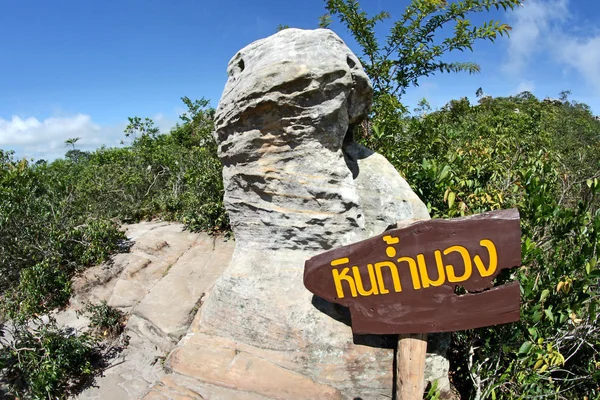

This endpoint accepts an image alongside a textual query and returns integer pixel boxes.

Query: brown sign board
[304,209,522,334]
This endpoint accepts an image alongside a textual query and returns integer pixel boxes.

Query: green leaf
[527,327,538,339]
[540,289,550,302]
[438,165,451,182]
[588,270,600,279]
[448,191,456,208]
[559,312,568,324]
[544,308,555,323]
[518,341,533,355]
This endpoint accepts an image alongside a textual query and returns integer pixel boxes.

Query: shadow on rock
[69,332,130,396]
[311,295,396,349]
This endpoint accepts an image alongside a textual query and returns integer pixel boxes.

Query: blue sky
[1,0,599,160]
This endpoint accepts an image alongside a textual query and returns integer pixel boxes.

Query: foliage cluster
[65,100,228,233]
[0,97,227,316]
[325,0,520,121]
[328,1,600,396]
[362,93,600,398]
[77,301,126,339]
[0,151,126,320]
[0,317,97,399]
[0,97,227,397]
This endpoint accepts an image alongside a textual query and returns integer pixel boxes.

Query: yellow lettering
[331,257,349,266]
[383,235,399,245]
[332,267,357,299]
[352,265,379,296]
[442,246,473,283]
[417,253,446,288]
[397,256,421,290]
[474,239,498,277]
[386,246,397,257]
[374,261,402,294]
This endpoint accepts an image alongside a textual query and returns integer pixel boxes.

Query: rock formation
[149,28,451,399]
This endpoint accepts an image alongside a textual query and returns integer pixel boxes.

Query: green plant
[64,137,81,150]
[66,219,127,270]
[425,379,442,400]
[0,318,96,399]
[2,260,72,322]
[377,93,600,398]
[0,97,227,316]
[77,301,125,338]
[326,0,519,126]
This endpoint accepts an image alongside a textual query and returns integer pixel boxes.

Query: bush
[0,97,227,307]
[0,318,96,399]
[0,97,228,397]
[2,260,72,322]
[77,301,125,338]
[362,93,600,398]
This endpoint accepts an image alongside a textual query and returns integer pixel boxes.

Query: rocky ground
[54,220,235,400]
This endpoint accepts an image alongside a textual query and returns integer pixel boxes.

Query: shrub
[77,301,125,338]
[2,260,72,322]
[0,318,96,399]
[362,93,600,398]
[0,97,226,310]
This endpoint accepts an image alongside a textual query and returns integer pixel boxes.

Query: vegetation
[326,2,600,396]
[365,93,600,399]
[0,317,97,399]
[0,96,227,397]
[325,0,520,125]
[0,96,226,317]
[77,301,126,339]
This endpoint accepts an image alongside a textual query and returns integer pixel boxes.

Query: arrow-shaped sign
[304,208,522,334]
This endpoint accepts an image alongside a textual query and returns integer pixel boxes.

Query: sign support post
[394,221,427,400]
[396,333,428,399]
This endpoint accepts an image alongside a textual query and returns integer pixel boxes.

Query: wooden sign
[304,208,522,334]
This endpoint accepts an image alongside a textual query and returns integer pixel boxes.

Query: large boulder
[160,28,449,399]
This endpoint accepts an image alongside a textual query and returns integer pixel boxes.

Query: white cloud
[503,0,568,74]
[0,113,177,161]
[0,114,99,147]
[504,0,600,92]
[515,80,535,94]
[555,35,600,91]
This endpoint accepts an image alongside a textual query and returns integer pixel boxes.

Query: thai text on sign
[304,209,522,335]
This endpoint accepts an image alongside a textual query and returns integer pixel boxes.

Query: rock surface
[56,221,235,400]
[144,28,450,400]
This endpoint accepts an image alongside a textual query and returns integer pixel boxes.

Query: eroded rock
[157,28,448,399]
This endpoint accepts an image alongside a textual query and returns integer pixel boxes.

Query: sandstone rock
[159,28,449,399]
[344,141,430,237]
[214,28,374,253]
[58,221,235,400]
[71,221,201,313]
[133,236,235,345]
[144,374,273,400]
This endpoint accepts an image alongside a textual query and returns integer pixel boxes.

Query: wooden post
[395,220,427,400]
[396,333,428,399]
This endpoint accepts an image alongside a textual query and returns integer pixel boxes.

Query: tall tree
[325,0,521,121]
[64,137,80,150]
